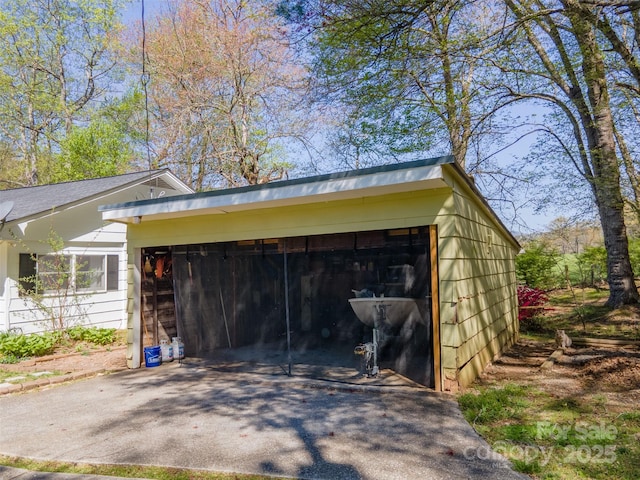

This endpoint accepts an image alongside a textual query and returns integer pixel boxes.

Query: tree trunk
[614,127,640,226]
[597,191,638,307]
[566,3,639,307]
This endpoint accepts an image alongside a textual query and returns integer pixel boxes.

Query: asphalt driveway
[0,362,527,480]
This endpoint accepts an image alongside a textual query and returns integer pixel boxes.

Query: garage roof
[100,156,455,223]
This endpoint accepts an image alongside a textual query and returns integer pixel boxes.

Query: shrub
[576,246,607,285]
[0,326,116,361]
[0,332,58,358]
[517,285,548,322]
[516,242,561,290]
[66,326,116,345]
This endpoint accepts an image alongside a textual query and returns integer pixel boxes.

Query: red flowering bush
[517,285,548,321]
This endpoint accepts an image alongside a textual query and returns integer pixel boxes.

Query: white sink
[348,297,426,328]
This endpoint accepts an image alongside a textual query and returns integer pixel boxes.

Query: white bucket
[172,336,184,360]
[160,339,174,362]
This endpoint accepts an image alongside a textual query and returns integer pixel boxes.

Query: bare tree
[129,0,312,189]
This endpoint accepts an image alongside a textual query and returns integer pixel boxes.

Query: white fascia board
[152,170,195,194]
[102,164,447,224]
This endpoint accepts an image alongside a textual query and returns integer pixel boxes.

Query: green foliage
[66,326,116,345]
[628,238,640,277]
[302,0,494,166]
[516,242,560,289]
[576,246,607,285]
[0,331,58,358]
[555,253,586,286]
[47,89,146,183]
[99,89,147,143]
[51,119,132,182]
[556,237,640,286]
[0,353,20,364]
[0,0,126,186]
[511,459,542,475]
[458,287,640,480]
[0,326,117,361]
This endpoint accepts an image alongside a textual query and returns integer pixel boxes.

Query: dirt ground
[0,346,127,376]
[475,338,640,409]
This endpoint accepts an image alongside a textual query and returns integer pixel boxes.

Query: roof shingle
[0,170,169,223]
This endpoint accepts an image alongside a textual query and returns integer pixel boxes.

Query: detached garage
[100,157,520,391]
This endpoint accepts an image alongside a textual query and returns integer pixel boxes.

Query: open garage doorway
[141,247,176,347]
[163,226,437,387]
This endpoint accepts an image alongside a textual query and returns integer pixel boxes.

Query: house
[100,156,521,391]
[0,170,193,334]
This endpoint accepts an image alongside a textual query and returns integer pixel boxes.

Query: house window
[76,255,105,292]
[18,253,37,294]
[38,254,72,292]
[18,253,119,295]
[107,255,119,291]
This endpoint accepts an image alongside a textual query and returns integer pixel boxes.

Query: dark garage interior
[141,226,435,387]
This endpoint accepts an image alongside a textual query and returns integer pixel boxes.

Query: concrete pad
[0,362,528,480]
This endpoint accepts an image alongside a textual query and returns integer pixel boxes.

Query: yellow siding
[123,166,520,389]
[128,189,454,249]
[125,188,455,371]
[457,327,517,387]
[436,167,519,389]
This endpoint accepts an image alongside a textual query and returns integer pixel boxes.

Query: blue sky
[120,0,570,235]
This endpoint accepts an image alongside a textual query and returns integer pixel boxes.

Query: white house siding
[3,241,127,334]
[0,171,192,335]
[1,241,9,331]
[1,198,131,334]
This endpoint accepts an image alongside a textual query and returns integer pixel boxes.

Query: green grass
[548,287,609,306]
[458,387,640,479]
[459,288,640,479]
[0,455,283,480]
[458,383,531,425]
[521,287,640,340]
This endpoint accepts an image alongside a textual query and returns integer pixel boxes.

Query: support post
[283,239,292,376]
[429,225,442,391]
[132,248,142,368]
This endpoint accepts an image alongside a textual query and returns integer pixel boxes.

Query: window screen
[76,255,105,291]
[107,255,119,291]
[18,253,37,294]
